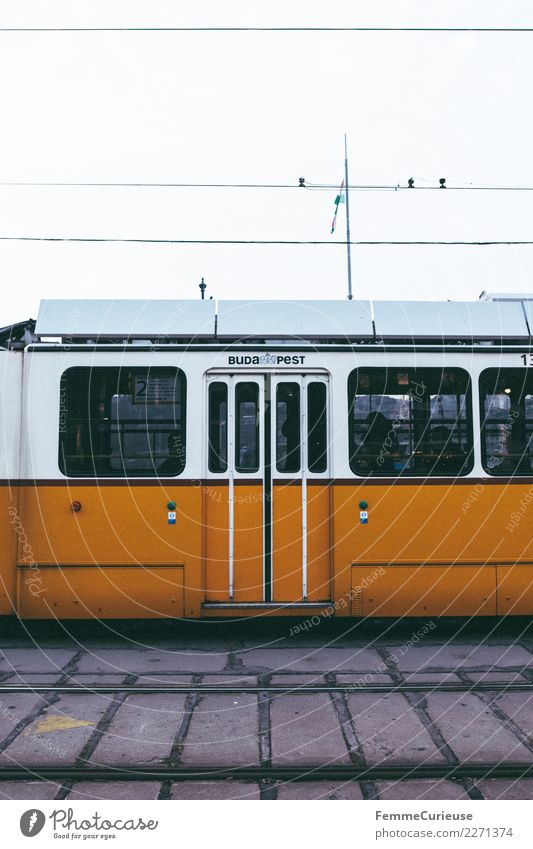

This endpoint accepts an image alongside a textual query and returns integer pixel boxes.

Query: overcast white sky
[0,1,532,325]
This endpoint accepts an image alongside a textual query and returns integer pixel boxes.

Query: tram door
[204,373,331,604]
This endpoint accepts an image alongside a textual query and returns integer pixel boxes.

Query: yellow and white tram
[0,293,532,620]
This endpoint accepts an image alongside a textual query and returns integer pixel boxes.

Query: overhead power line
[2,180,533,192]
[0,181,299,189]
[0,26,532,33]
[306,182,533,192]
[0,237,532,246]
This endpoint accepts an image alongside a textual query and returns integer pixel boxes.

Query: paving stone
[198,675,257,687]
[181,695,259,765]
[276,780,363,799]
[65,675,130,686]
[425,692,533,762]
[463,672,528,683]
[90,694,186,765]
[236,647,382,673]
[67,781,161,800]
[492,692,533,738]
[170,781,260,799]
[377,780,469,800]
[77,649,227,674]
[400,673,461,683]
[477,779,533,800]
[0,781,60,799]
[131,674,193,686]
[393,644,533,673]
[336,674,394,685]
[271,694,350,765]
[348,693,445,764]
[0,674,65,685]
[270,675,326,686]
[0,648,78,673]
[0,693,48,743]
[0,694,109,765]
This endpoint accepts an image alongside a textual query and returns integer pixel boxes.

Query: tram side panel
[334,481,533,617]
[333,483,496,617]
[16,483,204,619]
[331,352,533,618]
[0,351,23,615]
[16,351,203,620]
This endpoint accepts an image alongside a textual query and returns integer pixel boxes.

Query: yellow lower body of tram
[4,479,531,620]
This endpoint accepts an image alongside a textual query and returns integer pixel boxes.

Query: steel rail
[1,764,533,781]
[0,682,531,695]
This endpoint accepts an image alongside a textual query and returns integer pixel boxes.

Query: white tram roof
[372,299,528,341]
[35,299,216,338]
[34,295,533,342]
[215,300,373,338]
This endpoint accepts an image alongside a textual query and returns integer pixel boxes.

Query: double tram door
[204,372,331,605]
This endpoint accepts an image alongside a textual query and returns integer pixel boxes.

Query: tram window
[208,382,228,473]
[348,368,473,477]
[235,382,259,473]
[308,382,327,473]
[480,368,533,475]
[276,383,301,473]
[59,367,186,477]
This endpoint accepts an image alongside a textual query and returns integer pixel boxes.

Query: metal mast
[344,134,353,300]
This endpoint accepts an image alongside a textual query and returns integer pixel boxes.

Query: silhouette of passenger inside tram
[280,412,300,472]
[424,425,466,473]
[356,411,400,473]
[487,419,531,474]
[158,429,185,475]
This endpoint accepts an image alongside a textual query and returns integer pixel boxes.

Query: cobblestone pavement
[1,619,533,800]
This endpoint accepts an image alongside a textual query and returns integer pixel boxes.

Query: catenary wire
[1,180,533,191]
[0,26,532,33]
[0,237,531,246]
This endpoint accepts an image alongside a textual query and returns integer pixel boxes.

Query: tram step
[202,602,332,610]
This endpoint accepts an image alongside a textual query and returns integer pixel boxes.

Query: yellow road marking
[23,715,94,735]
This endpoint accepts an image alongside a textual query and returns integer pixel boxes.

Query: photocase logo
[20,809,46,837]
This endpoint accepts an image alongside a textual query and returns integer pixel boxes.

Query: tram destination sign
[134,375,176,403]
[227,354,306,366]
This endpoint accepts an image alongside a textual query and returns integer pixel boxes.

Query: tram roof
[35,299,216,339]
[215,300,373,338]
[34,295,533,343]
[372,299,529,341]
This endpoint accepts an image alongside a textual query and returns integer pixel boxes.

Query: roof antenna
[199,277,207,299]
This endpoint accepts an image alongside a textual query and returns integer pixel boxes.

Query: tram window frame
[347,367,474,477]
[308,382,328,473]
[58,366,186,478]
[208,382,228,473]
[276,382,301,473]
[480,368,533,476]
[235,382,260,474]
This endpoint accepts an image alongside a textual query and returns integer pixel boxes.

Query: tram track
[1,764,533,782]
[2,679,532,789]
[0,682,532,695]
